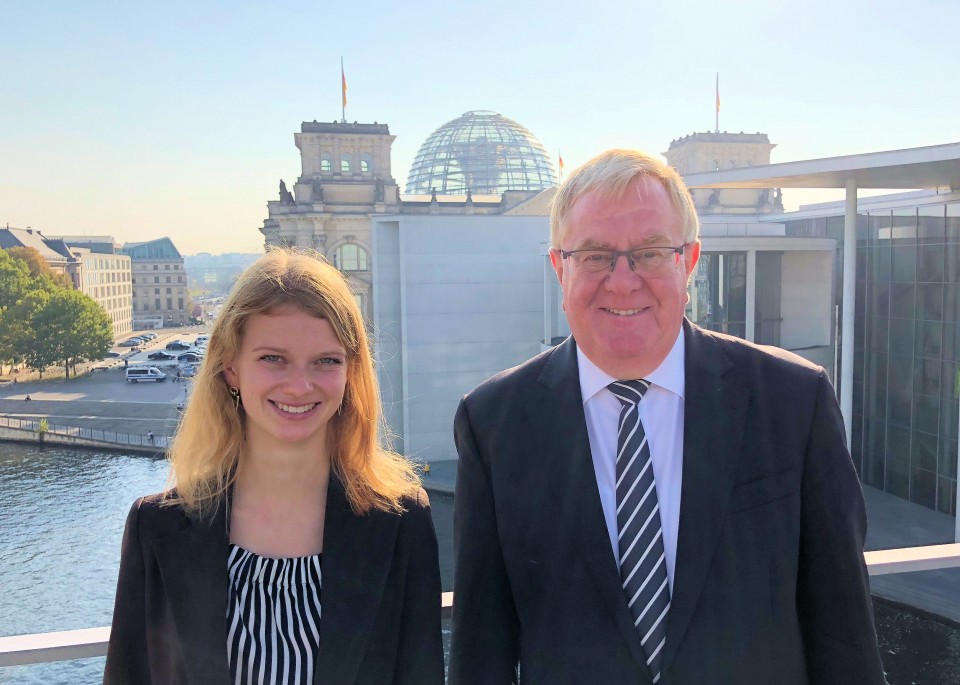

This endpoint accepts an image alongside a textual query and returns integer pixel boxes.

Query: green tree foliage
[0,248,114,377]
[30,290,112,378]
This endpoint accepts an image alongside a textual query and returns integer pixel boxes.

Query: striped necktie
[609,380,671,684]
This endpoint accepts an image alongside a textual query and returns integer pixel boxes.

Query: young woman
[104,250,443,684]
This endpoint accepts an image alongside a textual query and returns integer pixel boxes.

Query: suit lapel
[152,503,231,685]
[660,322,749,674]
[314,476,401,684]
[534,338,653,681]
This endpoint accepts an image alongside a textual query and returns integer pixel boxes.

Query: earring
[229,386,241,411]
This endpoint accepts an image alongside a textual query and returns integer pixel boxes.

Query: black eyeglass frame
[559,245,687,273]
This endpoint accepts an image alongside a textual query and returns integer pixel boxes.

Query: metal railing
[0,415,169,449]
[2,547,960,668]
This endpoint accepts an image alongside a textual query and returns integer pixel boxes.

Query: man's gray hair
[549,149,700,248]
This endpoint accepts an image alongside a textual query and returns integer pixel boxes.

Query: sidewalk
[423,461,960,625]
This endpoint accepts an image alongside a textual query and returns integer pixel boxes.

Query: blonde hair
[165,248,419,518]
[550,149,700,248]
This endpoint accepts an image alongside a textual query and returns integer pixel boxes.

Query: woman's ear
[223,360,238,388]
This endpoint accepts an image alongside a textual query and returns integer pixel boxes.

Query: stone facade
[665,132,783,215]
[122,238,190,327]
[261,121,542,316]
[260,121,401,314]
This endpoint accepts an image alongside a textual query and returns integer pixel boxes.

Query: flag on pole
[558,152,565,179]
[714,72,720,132]
[341,59,348,108]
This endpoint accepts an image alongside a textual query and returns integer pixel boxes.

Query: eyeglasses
[560,245,686,276]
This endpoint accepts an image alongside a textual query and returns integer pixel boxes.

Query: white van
[126,366,167,383]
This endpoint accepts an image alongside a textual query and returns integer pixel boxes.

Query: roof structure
[0,227,73,262]
[406,110,557,196]
[683,142,960,190]
[121,237,183,260]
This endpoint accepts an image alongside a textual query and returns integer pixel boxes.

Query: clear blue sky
[2,0,958,254]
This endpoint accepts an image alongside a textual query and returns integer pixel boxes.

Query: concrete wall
[780,250,834,350]
[372,215,549,461]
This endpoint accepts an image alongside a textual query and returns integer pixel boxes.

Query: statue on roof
[279,180,295,205]
[375,178,385,202]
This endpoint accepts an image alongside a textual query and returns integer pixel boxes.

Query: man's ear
[549,248,564,286]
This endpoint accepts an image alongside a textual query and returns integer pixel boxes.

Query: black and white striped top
[226,543,323,685]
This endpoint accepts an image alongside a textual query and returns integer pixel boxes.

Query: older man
[450,150,885,684]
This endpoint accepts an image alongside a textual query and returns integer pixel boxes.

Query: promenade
[1,369,957,627]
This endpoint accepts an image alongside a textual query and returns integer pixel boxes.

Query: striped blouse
[226,543,323,685]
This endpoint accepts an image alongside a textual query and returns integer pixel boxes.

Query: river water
[0,444,957,684]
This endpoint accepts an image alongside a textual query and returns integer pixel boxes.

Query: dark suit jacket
[103,477,444,685]
[450,321,885,685]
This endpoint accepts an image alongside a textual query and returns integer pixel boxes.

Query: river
[0,444,957,684]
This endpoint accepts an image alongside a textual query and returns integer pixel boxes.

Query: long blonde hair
[165,249,419,518]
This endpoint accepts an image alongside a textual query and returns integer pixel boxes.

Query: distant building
[48,236,133,338]
[121,237,190,327]
[1,229,133,338]
[183,252,261,295]
[259,116,547,317]
[0,227,74,275]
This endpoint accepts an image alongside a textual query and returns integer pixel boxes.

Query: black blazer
[103,477,444,684]
[450,321,885,685]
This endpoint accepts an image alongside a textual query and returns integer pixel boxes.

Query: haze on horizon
[2,0,957,255]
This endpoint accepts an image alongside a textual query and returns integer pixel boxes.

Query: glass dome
[405,110,557,195]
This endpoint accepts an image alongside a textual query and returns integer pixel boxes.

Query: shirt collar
[577,327,686,404]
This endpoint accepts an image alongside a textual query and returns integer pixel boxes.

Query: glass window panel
[892,245,917,282]
[945,283,960,323]
[868,316,889,354]
[910,467,937,508]
[912,393,939,436]
[866,352,888,419]
[888,318,914,356]
[917,283,943,321]
[939,425,958,477]
[863,418,885,487]
[914,354,940,396]
[887,355,913,425]
[936,477,956,516]
[890,284,915,319]
[885,451,910,499]
[918,243,945,282]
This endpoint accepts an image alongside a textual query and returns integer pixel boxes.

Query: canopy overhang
[683,142,960,190]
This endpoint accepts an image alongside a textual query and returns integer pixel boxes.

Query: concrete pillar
[745,250,756,342]
[840,179,857,448]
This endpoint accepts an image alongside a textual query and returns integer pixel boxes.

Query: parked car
[165,341,191,350]
[105,351,121,358]
[178,352,203,363]
[147,351,177,361]
[119,339,142,347]
[180,364,199,378]
[140,333,157,340]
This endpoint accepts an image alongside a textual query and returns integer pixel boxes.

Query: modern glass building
[405,110,557,196]
[780,200,960,516]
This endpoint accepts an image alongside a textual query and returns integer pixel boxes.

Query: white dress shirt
[578,328,685,591]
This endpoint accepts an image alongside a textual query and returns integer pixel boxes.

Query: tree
[29,290,112,378]
[5,247,73,289]
[0,251,34,371]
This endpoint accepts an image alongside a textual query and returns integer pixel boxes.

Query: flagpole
[341,57,346,123]
[715,72,719,133]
